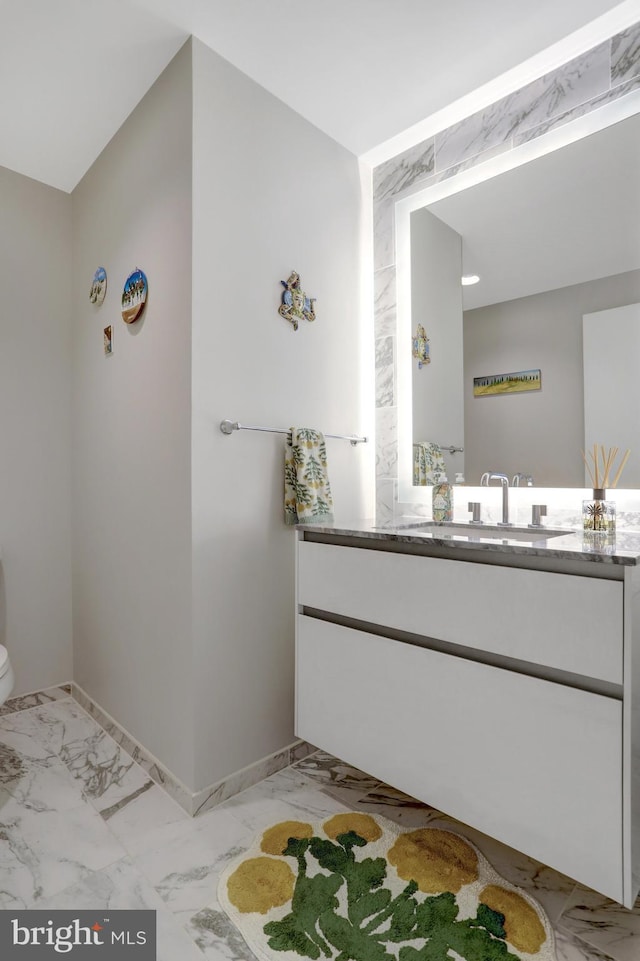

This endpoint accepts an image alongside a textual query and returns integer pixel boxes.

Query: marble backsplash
[373,21,640,523]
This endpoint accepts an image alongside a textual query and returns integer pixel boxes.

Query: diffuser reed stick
[581,445,631,490]
[611,449,631,489]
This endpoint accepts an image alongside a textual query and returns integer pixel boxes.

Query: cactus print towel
[284,428,334,526]
[219,813,556,961]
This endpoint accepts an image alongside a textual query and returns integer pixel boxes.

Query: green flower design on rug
[218,814,556,961]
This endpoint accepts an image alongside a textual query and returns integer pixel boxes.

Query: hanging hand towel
[413,441,446,486]
[284,428,334,526]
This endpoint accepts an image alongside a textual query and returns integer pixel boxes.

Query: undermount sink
[380,521,574,542]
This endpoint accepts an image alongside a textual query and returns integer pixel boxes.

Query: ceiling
[0,0,633,192]
[426,112,640,311]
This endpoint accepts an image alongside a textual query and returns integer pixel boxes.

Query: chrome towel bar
[219,420,367,446]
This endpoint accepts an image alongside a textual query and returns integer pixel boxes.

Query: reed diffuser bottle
[582,445,630,535]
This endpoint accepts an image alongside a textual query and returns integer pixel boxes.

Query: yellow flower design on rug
[218,813,556,961]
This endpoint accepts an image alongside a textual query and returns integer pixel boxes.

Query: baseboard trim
[70,683,316,816]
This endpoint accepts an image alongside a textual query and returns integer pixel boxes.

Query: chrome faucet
[512,473,534,487]
[482,471,512,526]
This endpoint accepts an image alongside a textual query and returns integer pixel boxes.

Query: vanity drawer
[296,614,623,903]
[297,541,623,685]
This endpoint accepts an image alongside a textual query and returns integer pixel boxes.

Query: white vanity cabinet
[295,532,640,909]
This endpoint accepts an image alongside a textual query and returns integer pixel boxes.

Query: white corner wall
[191,38,367,790]
[0,166,73,695]
[71,42,195,787]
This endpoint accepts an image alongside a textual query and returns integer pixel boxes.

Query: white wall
[0,166,73,695]
[71,43,195,787]
[411,208,464,480]
[191,38,367,791]
[464,270,640,487]
[584,302,640,488]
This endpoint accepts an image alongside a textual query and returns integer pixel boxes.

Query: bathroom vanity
[295,522,640,908]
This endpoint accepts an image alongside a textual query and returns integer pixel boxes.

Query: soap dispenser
[432,472,453,523]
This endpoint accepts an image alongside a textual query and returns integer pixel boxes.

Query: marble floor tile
[555,928,617,961]
[0,800,127,908]
[179,906,257,961]
[0,703,66,758]
[0,684,71,718]
[105,782,191,858]
[0,748,88,817]
[9,697,156,815]
[61,728,154,816]
[7,697,105,755]
[37,856,204,961]
[557,885,640,961]
[291,749,381,798]
[131,805,253,914]
[355,781,446,827]
[217,768,355,836]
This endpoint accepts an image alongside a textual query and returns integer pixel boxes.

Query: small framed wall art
[473,368,541,397]
[89,267,107,305]
[104,325,113,355]
[121,268,148,324]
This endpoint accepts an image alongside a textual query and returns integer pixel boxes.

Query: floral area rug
[218,813,556,961]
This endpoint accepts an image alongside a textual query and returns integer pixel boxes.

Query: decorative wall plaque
[89,267,107,305]
[121,268,148,324]
[412,324,430,368]
[278,271,316,330]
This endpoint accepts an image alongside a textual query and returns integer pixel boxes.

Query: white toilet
[0,645,15,706]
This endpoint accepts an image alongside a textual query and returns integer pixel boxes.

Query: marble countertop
[297,518,640,566]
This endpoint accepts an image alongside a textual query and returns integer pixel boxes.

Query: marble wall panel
[373,197,395,271]
[373,138,435,202]
[514,74,640,148]
[374,266,397,339]
[375,335,395,408]
[434,43,610,172]
[612,22,640,85]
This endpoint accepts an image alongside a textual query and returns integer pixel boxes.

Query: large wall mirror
[395,96,640,501]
